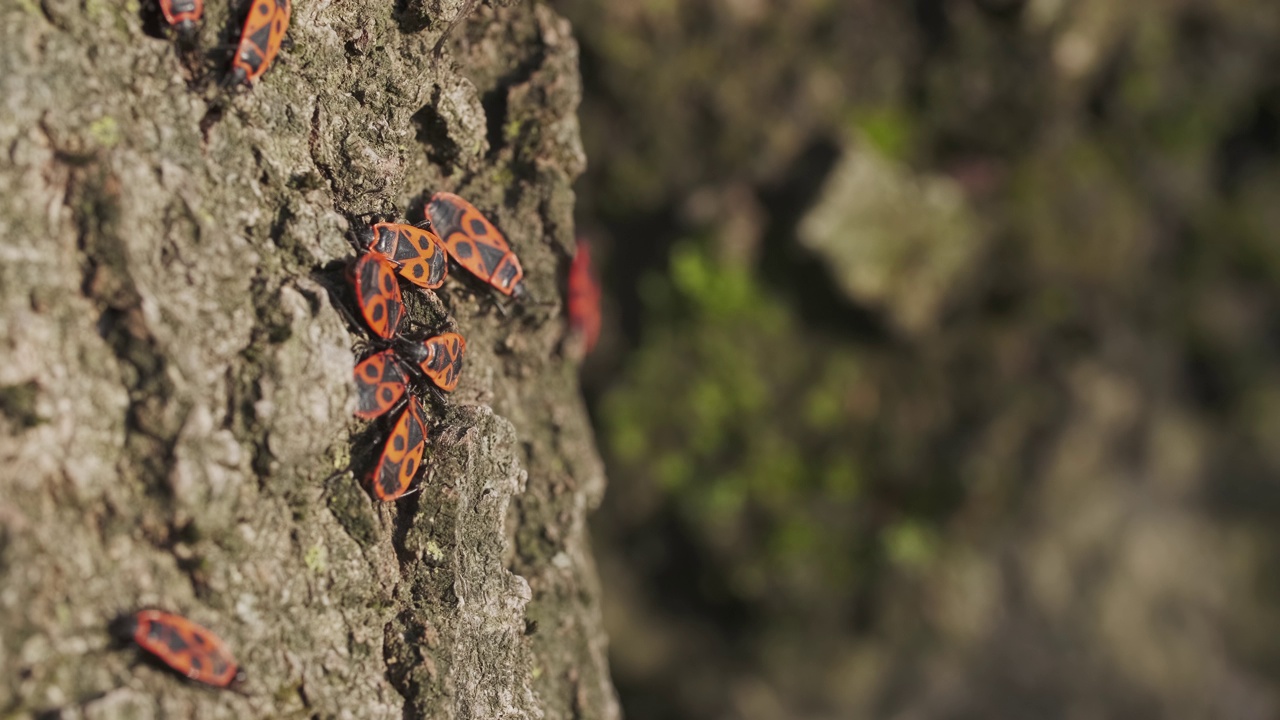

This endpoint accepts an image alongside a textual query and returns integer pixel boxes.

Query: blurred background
[551,1,1280,718]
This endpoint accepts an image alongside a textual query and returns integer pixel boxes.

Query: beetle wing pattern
[369,398,428,501]
[415,332,466,392]
[113,610,241,688]
[353,350,409,420]
[370,223,449,290]
[232,0,291,84]
[427,192,525,296]
[348,254,405,340]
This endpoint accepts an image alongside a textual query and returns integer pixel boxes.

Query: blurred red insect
[426,192,527,298]
[230,0,290,85]
[347,254,405,340]
[159,0,202,37]
[567,238,601,355]
[110,609,243,689]
[353,349,410,420]
[369,396,429,502]
[399,332,467,393]
[354,221,449,290]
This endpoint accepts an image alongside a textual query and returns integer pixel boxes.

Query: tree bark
[0,0,617,718]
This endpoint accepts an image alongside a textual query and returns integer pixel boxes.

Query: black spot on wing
[410,233,437,257]
[358,357,381,381]
[392,231,422,263]
[210,656,229,677]
[151,622,190,653]
[247,21,272,50]
[475,241,505,275]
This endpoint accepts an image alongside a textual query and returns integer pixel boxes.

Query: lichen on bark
[0,1,616,718]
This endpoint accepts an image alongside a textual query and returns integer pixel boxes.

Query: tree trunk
[0,1,618,718]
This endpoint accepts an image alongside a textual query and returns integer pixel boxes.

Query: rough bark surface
[0,0,617,718]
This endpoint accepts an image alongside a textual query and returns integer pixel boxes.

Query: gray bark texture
[0,0,619,718]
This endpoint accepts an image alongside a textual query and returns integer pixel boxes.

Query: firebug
[347,254,405,340]
[230,0,290,85]
[159,0,203,37]
[354,222,449,290]
[567,238,601,354]
[426,192,527,298]
[398,332,466,393]
[369,396,428,502]
[353,349,410,420]
[110,609,243,689]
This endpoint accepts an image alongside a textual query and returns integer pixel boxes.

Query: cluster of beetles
[344,192,526,505]
[107,0,604,696]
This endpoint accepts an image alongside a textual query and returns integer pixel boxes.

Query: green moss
[603,241,877,601]
[852,106,915,162]
[821,458,860,501]
[423,540,445,564]
[304,544,328,573]
[83,0,108,22]
[490,165,516,189]
[883,521,938,570]
[272,680,304,704]
[654,453,691,491]
[802,389,842,431]
[87,116,120,148]
[607,417,647,463]
[504,119,527,143]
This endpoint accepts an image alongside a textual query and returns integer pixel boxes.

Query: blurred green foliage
[850,106,916,162]
[564,0,1280,717]
[601,242,936,604]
